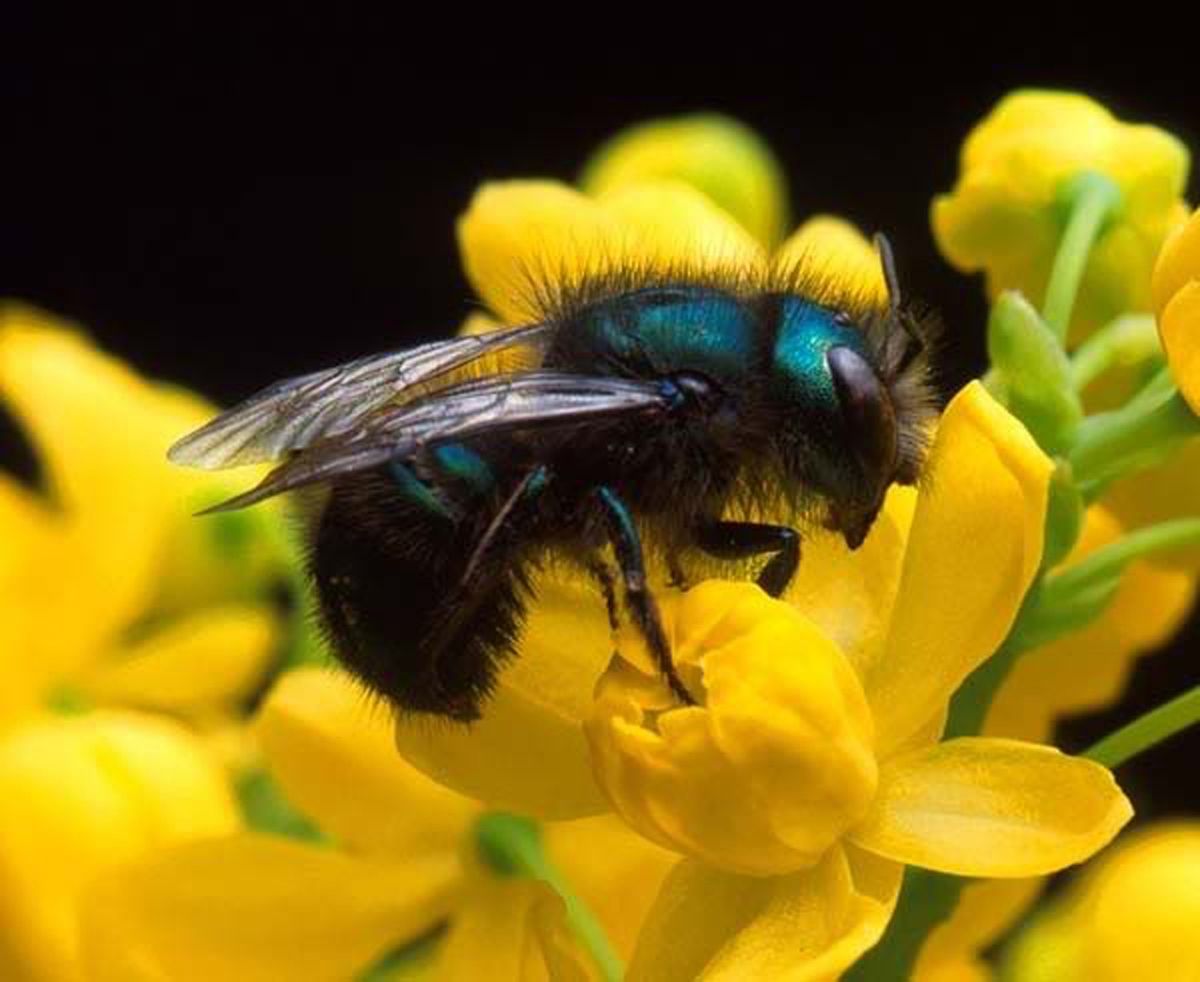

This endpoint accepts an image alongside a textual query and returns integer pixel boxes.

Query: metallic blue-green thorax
[771,297,870,413]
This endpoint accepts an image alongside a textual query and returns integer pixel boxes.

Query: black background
[3,13,1197,817]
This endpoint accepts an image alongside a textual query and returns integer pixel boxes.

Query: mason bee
[170,236,936,721]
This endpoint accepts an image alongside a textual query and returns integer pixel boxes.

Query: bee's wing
[168,323,553,469]
[202,371,676,512]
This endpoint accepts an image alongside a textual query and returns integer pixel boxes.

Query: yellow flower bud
[933,90,1189,340]
[580,114,789,248]
[1005,823,1200,982]
[585,582,877,876]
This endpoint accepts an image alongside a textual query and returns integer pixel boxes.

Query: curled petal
[865,383,1052,754]
[79,834,457,982]
[256,668,477,856]
[394,571,612,819]
[587,582,876,876]
[851,737,1131,877]
[626,844,901,982]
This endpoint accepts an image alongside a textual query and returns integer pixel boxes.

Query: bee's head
[772,237,936,549]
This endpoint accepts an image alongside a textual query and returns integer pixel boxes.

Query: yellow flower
[0,711,240,981]
[932,90,1190,340]
[79,668,675,980]
[579,113,790,248]
[587,385,1129,979]
[1004,822,1200,981]
[0,304,286,728]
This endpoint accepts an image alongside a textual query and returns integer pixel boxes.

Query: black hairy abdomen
[309,469,530,722]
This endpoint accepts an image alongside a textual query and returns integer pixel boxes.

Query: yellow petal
[626,844,901,981]
[598,180,767,273]
[1159,281,1200,414]
[851,737,1131,877]
[0,711,239,981]
[255,668,477,856]
[0,307,208,627]
[545,814,677,961]
[865,383,1052,754]
[432,872,585,982]
[783,484,915,681]
[394,569,612,819]
[580,114,789,247]
[79,604,280,715]
[79,833,457,982]
[456,180,765,326]
[913,877,1043,982]
[774,216,889,307]
[1151,205,1200,317]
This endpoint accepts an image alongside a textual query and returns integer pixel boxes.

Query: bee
[170,236,936,721]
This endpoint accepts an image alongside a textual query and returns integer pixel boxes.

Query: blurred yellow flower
[579,113,790,248]
[80,668,675,980]
[0,304,286,728]
[1152,205,1200,412]
[933,90,1190,340]
[0,711,240,981]
[1004,822,1200,981]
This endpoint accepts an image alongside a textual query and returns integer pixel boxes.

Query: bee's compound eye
[826,346,898,484]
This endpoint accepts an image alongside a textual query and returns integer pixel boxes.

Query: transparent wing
[168,323,553,469]
[203,371,676,512]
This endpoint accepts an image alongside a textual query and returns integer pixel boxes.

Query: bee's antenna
[873,232,924,357]
[873,232,903,311]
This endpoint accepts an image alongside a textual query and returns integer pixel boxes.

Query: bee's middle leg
[695,520,800,597]
[593,485,695,706]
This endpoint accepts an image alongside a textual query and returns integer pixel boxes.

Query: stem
[1046,518,1200,597]
[1069,390,1200,489]
[1084,684,1200,768]
[1041,172,1123,343]
[475,814,623,982]
[1069,314,1159,392]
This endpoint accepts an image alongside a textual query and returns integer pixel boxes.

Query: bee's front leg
[694,520,801,597]
[593,485,696,707]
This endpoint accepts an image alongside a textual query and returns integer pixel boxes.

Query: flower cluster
[5,95,1199,980]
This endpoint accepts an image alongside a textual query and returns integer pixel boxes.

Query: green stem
[475,814,623,982]
[1041,172,1123,343]
[1085,684,1200,768]
[1069,390,1200,490]
[1069,314,1159,392]
[1047,518,1200,597]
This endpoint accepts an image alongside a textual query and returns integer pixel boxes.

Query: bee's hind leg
[593,486,695,707]
[695,520,800,597]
